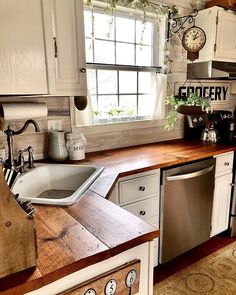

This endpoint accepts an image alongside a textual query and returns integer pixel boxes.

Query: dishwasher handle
[166,165,214,181]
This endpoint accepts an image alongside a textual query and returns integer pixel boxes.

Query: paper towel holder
[74,96,88,111]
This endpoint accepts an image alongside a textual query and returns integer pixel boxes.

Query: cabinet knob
[80,68,86,73]
[139,210,146,216]
[139,186,145,192]
[224,162,230,166]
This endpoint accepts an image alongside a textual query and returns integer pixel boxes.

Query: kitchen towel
[1,102,48,120]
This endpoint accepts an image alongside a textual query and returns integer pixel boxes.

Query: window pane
[138,95,153,116]
[136,21,152,45]
[85,38,93,63]
[136,45,152,66]
[91,95,98,109]
[97,70,117,94]
[84,10,93,37]
[119,71,137,94]
[87,69,96,95]
[119,95,137,117]
[116,17,135,43]
[138,72,152,93]
[116,43,135,65]
[94,12,114,40]
[98,95,118,111]
[94,40,115,64]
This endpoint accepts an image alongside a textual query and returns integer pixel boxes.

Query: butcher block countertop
[1,139,235,294]
[83,139,236,198]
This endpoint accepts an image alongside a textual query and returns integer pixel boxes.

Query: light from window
[84,9,158,123]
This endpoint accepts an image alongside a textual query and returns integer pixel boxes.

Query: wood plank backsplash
[0,97,71,159]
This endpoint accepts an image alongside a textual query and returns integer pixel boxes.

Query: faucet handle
[27,146,35,169]
[17,149,27,173]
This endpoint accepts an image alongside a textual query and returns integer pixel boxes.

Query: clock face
[84,289,96,295]
[182,26,206,53]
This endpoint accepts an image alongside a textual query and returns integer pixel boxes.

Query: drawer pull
[224,162,230,166]
[139,186,146,192]
[139,210,146,216]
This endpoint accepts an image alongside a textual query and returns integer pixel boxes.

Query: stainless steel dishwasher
[159,158,216,264]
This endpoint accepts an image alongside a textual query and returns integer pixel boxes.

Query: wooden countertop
[1,139,235,294]
[82,139,236,198]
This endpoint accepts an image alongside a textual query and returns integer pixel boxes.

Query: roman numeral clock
[182,26,206,61]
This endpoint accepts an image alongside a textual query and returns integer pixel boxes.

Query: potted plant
[165,93,212,130]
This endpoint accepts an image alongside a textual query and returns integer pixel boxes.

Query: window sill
[71,117,167,135]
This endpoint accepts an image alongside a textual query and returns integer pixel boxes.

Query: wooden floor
[154,231,236,284]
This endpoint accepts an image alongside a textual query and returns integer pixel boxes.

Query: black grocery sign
[175,82,230,103]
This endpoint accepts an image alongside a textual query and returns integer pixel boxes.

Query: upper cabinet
[195,6,236,62]
[42,0,87,96]
[0,0,87,96]
[0,0,48,95]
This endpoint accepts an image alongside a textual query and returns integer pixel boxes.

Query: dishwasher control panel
[61,260,140,295]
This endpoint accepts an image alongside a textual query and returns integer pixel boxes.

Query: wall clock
[182,26,206,61]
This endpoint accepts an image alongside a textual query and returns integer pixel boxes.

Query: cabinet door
[215,10,236,60]
[0,0,47,94]
[211,173,232,237]
[44,0,87,96]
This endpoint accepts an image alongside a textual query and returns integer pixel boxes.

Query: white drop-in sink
[12,164,104,206]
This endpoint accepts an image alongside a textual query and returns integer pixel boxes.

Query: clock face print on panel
[182,26,206,53]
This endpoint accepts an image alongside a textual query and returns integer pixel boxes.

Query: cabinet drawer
[215,152,234,176]
[119,174,159,204]
[122,197,159,223]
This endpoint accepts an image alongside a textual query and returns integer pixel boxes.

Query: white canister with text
[66,133,86,160]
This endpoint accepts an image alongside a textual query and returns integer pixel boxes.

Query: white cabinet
[196,7,236,62]
[26,242,154,295]
[211,152,234,237]
[211,173,232,236]
[109,169,160,267]
[0,0,87,96]
[0,0,48,95]
[43,0,87,96]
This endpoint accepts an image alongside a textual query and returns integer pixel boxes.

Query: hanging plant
[87,0,178,23]
[165,93,212,131]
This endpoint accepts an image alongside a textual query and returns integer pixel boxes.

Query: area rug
[154,241,236,295]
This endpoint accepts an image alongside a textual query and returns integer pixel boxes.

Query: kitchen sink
[12,164,104,206]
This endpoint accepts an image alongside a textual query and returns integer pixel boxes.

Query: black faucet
[4,119,40,170]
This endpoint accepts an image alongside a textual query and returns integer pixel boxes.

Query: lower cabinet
[211,172,233,237]
[211,152,234,237]
[109,169,160,267]
[26,242,154,295]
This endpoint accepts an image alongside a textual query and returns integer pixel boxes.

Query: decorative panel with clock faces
[60,260,140,295]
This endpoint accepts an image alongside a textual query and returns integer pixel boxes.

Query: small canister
[66,133,86,160]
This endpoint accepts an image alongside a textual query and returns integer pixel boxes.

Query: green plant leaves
[165,93,212,130]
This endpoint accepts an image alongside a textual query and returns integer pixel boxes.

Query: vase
[48,130,68,161]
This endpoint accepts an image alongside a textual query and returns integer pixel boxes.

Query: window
[82,5,166,125]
